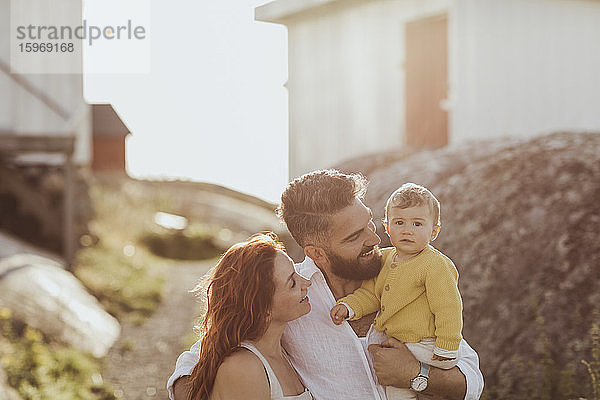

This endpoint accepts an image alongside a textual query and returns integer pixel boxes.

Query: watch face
[411,376,428,392]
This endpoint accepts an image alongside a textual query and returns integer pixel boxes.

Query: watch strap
[419,362,430,378]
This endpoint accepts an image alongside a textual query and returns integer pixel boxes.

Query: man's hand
[369,338,468,400]
[330,304,349,325]
[368,337,420,388]
[173,376,190,400]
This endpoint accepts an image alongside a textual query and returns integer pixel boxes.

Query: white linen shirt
[167,257,484,400]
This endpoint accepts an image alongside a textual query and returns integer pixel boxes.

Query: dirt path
[103,260,213,400]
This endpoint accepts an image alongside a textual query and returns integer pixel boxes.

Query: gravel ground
[103,260,213,400]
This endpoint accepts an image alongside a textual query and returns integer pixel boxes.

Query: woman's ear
[430,225,441,242]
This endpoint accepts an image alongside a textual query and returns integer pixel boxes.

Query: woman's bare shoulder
[219,349,265,374]
[211,349,270,399]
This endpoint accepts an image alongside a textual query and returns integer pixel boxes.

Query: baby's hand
[330,304,349,325]
[432,354,456,362]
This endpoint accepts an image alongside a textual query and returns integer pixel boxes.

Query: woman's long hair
[187,233,284,400]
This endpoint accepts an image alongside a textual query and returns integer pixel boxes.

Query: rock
[337,132,600,392]
[0,230,62,261]
[0,254,120,358]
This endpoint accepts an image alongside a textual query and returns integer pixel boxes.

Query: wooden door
[405,15,448,147]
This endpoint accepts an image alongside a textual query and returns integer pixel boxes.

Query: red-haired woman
[187,233,313,400]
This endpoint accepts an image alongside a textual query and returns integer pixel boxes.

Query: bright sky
[83,0,288,202]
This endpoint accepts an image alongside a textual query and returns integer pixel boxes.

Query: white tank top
[240,342,313,400]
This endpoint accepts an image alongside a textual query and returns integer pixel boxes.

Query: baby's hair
[384,183,441,226]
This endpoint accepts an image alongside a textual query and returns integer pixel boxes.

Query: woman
[187,233,313,400]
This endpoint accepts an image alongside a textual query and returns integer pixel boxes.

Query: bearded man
[168,169,483,400]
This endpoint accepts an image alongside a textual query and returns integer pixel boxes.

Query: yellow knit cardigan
[340,245,463,351]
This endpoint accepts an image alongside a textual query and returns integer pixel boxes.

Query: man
[168,170,484,400]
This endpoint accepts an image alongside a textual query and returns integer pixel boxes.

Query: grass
[1,177,178,399]
[140,223,224,261]
[582,323,600,400]
[181,331,201,354]
[1,176,231,398]
[73,176,227,323]
[74,242,165,324]
[0,177,173,399]
[72,178,173,323]
[0,308,115,400]
[481,318,600,400]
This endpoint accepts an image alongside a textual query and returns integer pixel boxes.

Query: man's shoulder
[295,256,320,279]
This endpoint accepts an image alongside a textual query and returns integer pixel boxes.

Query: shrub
[74,241,165,323]
[73,179,168,323]
[139,225,224,261]
[0,308,115,400]
[481,320,600,400]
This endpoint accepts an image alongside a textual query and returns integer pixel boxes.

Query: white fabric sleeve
[338,302,355,319]
[166,339,201,400]
[455,339,484,400]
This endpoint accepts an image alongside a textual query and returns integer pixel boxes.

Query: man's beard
[326,245,382,281]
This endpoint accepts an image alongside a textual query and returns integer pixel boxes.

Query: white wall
[450,0,600,143]
[286,0,449,178]
[0,0,91,165]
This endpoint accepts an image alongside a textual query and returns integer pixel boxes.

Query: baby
[330,183,463,399]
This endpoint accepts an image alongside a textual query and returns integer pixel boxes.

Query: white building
[0,0,90,264]
[256,0,600,179]
[0,0,91,165]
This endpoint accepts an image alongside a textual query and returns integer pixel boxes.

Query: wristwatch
[410,362,430,392]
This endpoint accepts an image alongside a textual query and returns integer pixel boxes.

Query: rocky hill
[92,176,304,261]
[338,132,600,397]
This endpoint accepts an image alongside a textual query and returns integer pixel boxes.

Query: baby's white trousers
[366,329,459,400]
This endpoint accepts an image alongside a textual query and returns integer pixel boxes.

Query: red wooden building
[91,104,131,172]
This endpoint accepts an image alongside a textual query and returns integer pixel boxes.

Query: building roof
[91,104,131,138]
[255,0,340,23]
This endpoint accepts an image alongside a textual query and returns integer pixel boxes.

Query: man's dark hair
[276,169,368,247]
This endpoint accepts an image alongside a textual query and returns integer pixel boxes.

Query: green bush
[582,323,600,400]
[140,225,224,260]
[481,319,600,400]
[74,241,165,323]
[73,180,169,323]
[0,308,115,400]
